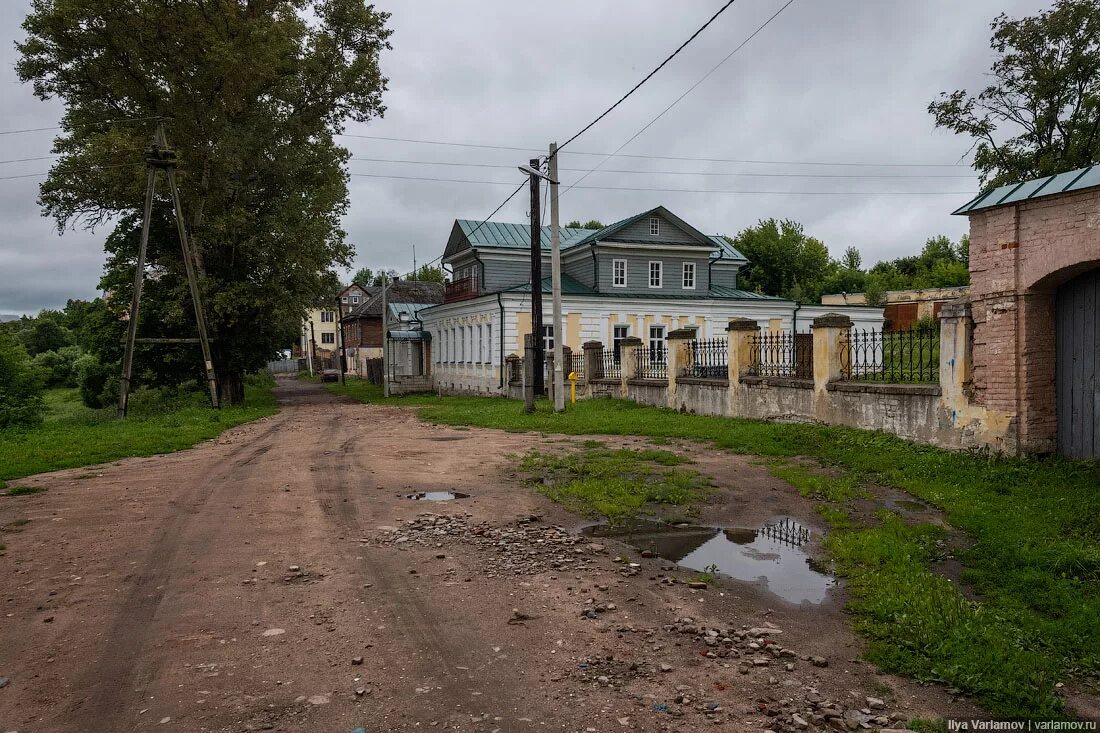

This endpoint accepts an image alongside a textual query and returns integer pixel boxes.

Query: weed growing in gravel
[518,445,706,523]
[5,485,45,497]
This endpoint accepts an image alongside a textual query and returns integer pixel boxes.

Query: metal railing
[635,346,668,380]
[747,331,812,379]
[685,338,728,379]
[841,325,939,383]
[567,352,585,378]
[595,349,621,380]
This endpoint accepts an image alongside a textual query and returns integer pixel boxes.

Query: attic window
[649,217,660,236]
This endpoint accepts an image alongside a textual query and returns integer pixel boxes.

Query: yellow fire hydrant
[567,371,578,404]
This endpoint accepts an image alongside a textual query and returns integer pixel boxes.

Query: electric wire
[562,0,796,196]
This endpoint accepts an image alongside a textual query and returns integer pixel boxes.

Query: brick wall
[967,187,1100,453]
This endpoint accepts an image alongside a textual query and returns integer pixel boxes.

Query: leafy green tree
[841,246,862,271]
[929,0,1100,189]
[726,219,832,303]
[0,331,45,429]
[18,1,392,404]
[32,345,85,387]
[412,264,445,283]
[18,315,72,356]
[566,219,605,230]
[352,268,376,287]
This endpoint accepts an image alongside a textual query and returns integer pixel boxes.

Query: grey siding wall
[563,249,597,288]
[481,254,540,291]
[607,213,697,244]
[595,251,711,294]
[710,262,740,290]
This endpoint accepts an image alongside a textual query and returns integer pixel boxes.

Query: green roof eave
[952,164,1100,215]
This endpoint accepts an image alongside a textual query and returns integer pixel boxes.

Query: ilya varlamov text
[948,722,1097,731]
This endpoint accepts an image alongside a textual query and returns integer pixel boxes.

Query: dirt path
[0,378,976,732]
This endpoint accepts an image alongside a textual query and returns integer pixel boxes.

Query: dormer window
[649,217,660,236]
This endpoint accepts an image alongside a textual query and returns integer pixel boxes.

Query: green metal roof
[952,164,1100,215]
[454,206,747,261]
[456,220,593,250]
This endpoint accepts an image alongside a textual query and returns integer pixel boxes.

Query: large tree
[929,0,1100,190]
[17,1,392,403]
[725,219,832,303]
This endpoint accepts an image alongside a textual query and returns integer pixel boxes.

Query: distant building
[298,283,376,367]
[821,286,968,330]
[340,280,444,378]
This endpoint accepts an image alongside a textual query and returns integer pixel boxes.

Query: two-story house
[298,283,376,367]
[419,206,883,394]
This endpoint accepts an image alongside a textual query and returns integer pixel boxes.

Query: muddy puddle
[583,516,835,605]
[402,491,469,501]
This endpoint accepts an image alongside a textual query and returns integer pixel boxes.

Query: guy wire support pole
[159,123,220,409]
[117,152,158,416]
[528,158,544,397]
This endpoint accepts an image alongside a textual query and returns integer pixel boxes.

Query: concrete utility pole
[527,158,545,396]
[381,273,390,397]
[548,142,565,412]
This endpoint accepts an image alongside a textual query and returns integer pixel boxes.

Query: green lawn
[0,379,278,486]
[326,378,1100,719]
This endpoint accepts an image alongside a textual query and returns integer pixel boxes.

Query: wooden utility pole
[118,121,219,416]
[335,297,346,385]
[548,142,565,412]
[528,158,545,396]
[381,273,390,397]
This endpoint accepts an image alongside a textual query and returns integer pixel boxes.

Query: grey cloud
[1,0,1052,313]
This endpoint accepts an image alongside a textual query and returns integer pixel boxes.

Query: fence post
[619,336,642,400]
[938,301,972,410]
[545,351,556,405]
[811,314,852,420]
[665,327,697,410]
[725,318,759,416]
[583,340,603,381]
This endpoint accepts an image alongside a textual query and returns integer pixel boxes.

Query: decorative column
[618,336,643,400]
[665,326,697,409]
[811,313,851,421]
[938,300,973,414]
[725,318,759,416]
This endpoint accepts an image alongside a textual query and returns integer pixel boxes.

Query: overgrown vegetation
[328,379,1100,718]
[0,373,277,484]
[518,444,706,523]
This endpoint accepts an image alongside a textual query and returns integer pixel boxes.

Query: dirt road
[0,378,974,732]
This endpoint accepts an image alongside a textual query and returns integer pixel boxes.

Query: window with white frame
[486,321,492,365]
[612,258,627,287]
[648,261,663,288]
[451,328,457,362]
[320,310,335,323]
[541,324,554,353]
[477,325,484,363]
[321,332,335,344]
[612,325,629,362]
[649,217,660,236]
[461,326,467,363]
[682,262,696,289]
[351,295,359,304]
[649,325,665,361]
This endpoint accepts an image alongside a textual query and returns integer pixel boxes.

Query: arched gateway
[955,165,1100,458]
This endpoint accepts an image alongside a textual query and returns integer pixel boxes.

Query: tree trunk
[217,369,245,406]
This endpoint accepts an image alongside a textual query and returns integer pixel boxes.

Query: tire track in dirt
[309,408,479,725]
[62,416,288,730]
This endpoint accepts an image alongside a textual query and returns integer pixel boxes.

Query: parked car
[321,369,339,383]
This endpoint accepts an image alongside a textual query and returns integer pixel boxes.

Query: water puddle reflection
[402,491,469,501]
[583,517,835,605]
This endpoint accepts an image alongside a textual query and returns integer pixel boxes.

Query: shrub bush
[77,357,120,409]
[0,333,45,428]
[32,345,84,387]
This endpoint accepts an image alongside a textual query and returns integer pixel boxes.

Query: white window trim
[612,258,627,288]
[648,260,663,289]
[682,262,696,290]
[649,217,660,236]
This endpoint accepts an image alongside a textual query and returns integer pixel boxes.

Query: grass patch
[5,485,45,497]
[518,444,705,523]
[0,376,278,483]
[330,378,1100,717]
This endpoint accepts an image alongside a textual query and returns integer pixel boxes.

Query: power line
[563,0,796,196]
[559,0,741,152]
[0,155,57,166]
[347,156,974,179]
[336,133,971,168]
[0,116,166,137]
[0,162,145,181]
[349,172,973,195]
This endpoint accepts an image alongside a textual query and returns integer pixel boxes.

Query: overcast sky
[0,0,1052,315]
